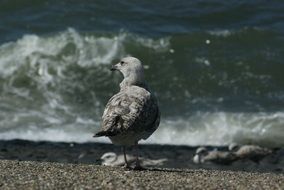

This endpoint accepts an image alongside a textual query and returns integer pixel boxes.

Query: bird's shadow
[127,166,194,173]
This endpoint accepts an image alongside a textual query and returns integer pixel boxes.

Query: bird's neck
[120,72,146,89]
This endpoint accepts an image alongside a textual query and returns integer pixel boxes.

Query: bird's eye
[120,61,125,65]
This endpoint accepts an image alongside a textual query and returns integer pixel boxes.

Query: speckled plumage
[99,85,160,145]
[193,147,237,164]
[229,144,273,162]
[94,57,160,149]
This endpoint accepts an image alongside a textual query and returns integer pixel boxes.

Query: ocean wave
[148,112,284,147]
[0,28,170,77]
[0,111,283,147]
[0,28,283,147]
[0,28,172,143]
[208,29,233,37]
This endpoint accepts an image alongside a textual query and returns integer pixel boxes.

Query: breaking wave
[0,28,283,147]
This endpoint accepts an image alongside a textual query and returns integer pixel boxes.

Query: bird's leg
[122,146,131,169]
[133,142,144,170]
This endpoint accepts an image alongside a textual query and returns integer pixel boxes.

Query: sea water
[0,0,283,147]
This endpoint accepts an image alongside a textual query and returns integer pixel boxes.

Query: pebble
[0,160,283,190]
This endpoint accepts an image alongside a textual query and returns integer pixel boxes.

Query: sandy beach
[0,140,283,189]
[0,159,283,190]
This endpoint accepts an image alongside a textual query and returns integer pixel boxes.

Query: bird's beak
[110,64,118,71]
[95,158,103,165]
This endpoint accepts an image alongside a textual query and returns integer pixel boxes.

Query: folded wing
[94,86,160,139]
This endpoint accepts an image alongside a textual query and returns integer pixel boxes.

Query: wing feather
[95,86,159,138]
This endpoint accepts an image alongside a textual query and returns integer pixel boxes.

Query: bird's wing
[95,86,159,137]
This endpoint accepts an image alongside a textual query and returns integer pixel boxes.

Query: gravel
[0,160,283,190]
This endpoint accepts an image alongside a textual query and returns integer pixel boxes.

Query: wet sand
[0,140,283,172]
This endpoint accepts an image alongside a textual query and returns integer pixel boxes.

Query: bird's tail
[93,130,116,137]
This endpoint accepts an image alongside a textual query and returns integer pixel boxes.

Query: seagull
[93,57,160,170]
[228,143,273,163]
[100,152,167,167]
[193,147,237,165]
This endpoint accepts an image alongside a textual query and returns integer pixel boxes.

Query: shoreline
[0,139,283,173]
[0,159,283,189]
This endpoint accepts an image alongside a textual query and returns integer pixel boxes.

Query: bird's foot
[123,163,132,170]
[133,162,146,171]
[133,165,145,171]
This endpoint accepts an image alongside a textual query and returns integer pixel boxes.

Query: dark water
[0,0,284,146]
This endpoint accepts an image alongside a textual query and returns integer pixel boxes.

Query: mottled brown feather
[95,85,160,143]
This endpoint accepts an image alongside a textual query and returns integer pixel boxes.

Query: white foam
[146,112,284,147]
[135,37,170,52]
[195,57,211,66]
[0,111,283,147]
[208,29,233,37]
[0,28,170,78]
[0,28,122,79]
[0,126,97,143]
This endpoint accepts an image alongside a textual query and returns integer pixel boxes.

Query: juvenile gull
[228,143,273,163]
[193,147,237,165]
[94,57,160,170]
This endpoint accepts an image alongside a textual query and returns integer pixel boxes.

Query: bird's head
[228,143,239,152]
[193,147,208,164]
[195,147,208,155]
[100,152,117,166]
[110,57,144,85]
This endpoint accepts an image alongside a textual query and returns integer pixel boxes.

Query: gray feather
[97,86,159,140]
